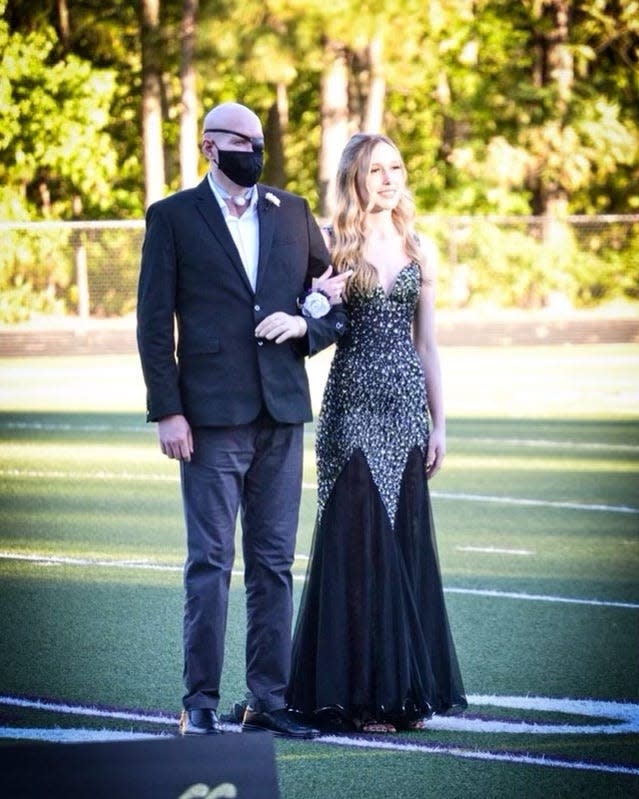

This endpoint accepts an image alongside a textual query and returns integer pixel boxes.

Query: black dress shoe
[241,707,320,739]
[220,700,248,724]
[179,708,223,735]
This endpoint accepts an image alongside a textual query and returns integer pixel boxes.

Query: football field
[0,343,638,798]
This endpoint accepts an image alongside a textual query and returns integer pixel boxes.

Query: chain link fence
[0,220,144,324]
[417,214,639,310]
[1,216,638,326]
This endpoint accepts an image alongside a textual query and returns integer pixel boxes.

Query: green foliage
[79,227,144,317]
[0,17,120,219]
[3,0,638,219]
[0,274,64,323]
[418,215,639,309]
[0,222,147,322]
[570,220,639,305]
[0,221,73,322]
[1,0,638,312]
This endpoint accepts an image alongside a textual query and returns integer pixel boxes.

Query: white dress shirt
[207,172,260,292]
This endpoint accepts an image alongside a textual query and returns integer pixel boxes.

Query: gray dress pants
[180,416,304,713]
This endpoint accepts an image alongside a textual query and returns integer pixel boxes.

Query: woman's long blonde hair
[330,133,424,298]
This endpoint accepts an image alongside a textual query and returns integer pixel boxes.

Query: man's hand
[313,265,353,304]
[255,312,307,343]
[158,414,193,461]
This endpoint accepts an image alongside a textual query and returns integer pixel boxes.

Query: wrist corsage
[298,288,331,319]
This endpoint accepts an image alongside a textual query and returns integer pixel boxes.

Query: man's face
[201,106,265,189]
[202,109,264,162]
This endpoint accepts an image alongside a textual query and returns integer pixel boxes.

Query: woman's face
[357,141,405,212]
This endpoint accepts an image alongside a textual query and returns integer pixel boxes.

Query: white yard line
[0,551,183,571]
[444,586,639,610]
[450,436,639,453]
[456,546,534,555]
[1,468,177,482]
[3,468,636,513]
[1,550,637,609]
[430,490,639,515]
[1,421,152,434]
[317,735,639,776]
[2,419,638,453]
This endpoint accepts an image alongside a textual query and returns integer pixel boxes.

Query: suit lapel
[194,178,254,295]
[255,186,276,292]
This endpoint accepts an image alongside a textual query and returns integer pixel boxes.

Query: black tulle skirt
[287,447,467,731]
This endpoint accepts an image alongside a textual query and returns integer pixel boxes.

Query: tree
[318,41,350,216]
[3,0,638,220]
[140,0,166,207]
[179,0,199,189]
[0,10,119,219]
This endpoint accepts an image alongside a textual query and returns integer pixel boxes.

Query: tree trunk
[362,35,385,133]
[56,0,70,51]
[179,0,199,189]
[531,0,572,217]
[264,82,288,188]
[318,42,350,218]
[140,0,166,207]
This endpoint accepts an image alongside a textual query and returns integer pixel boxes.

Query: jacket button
[257,339,264,346]
[254,304,261,312]
[336,322,343,329]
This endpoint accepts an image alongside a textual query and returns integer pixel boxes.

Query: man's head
[201,103,265,191]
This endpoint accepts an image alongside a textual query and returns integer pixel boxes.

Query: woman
[286,133,467,732]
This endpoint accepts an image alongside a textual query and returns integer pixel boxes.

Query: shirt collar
[207,172,258,215]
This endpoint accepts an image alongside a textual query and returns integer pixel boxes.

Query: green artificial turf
[0,345,638,798]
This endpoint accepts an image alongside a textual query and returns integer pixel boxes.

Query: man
[137,102,349,738]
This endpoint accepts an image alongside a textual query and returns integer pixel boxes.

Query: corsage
[298,288,331,319]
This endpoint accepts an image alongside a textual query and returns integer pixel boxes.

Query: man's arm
[299,201,349,356]
[136,203,183,422]
[255,200,349,352]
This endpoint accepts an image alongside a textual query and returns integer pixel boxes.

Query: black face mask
[204,127,264,187]
[215,148,263,187]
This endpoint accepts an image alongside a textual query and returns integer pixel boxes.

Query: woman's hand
[313,265,353,304]
[426,425,446,479]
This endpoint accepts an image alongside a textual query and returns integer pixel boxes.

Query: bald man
[137,102,349,738]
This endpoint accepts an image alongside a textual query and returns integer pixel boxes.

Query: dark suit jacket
[137,178,347,426]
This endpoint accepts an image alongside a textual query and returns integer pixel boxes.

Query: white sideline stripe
[1,551,637,609]
[2,469,637,515]
[0,727,162,743]
[470,694,639,725]
[456,546,534,555]
[1,695,638,775]
[0,695,174,724]
[4,693,638,731]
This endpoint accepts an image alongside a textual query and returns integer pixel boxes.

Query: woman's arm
[413,239,446,479]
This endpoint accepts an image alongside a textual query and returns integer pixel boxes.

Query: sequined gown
[287,262,467,730]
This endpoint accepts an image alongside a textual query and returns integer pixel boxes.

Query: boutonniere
[265,192,281,208]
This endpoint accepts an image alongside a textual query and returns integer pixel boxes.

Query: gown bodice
[316,261,429,525]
